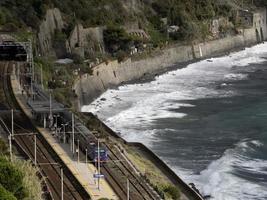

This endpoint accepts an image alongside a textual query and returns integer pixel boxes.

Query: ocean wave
[82,43,267,200]
[231,57,267,67]
[224,73,248,81]
[174,140,267,200]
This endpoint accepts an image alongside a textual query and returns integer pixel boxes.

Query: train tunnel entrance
[0,41,27,61]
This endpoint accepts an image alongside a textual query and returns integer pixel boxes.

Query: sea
[82,43,267,200]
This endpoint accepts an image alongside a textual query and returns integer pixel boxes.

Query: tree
[103,26,133,53]
[0,10,6,25]
[0,184,16,200]
[0,139,8,155]
[0,160,28,199]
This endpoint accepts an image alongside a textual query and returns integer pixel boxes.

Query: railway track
[76,140,160,200]
[103,143,160,200]
[74,115,162,200]
[0,60,161,200]
[0,62,89,200]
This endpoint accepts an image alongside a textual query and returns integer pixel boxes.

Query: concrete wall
[74,10,267,110]
[253,8,267,41]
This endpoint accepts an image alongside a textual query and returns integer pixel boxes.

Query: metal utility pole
[34,134,37,165]
[43,115,46,128]
[49,93,52,126]
[72,113,75,155]
[28,39,34,99]
[9,109,14,161]
[61,123,67,143]
[38,163,63,199]
[11,109,14,137]
[17,63,21,91]
[61,167,64,200]
[11,109,14,136]
[97,139,100,190]
[54,114,60,137]
[85,148,88,164]
[8,131,37,164]
[9,134,12,161]
[127,179,130,200]
[40,64,44,89]
[77,139,80,163]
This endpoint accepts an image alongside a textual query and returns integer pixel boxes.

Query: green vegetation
[0,184,16,200]
[147,0,227,41]
[0,0,46,30]
[1,0,266,53]
[127,148,181,200]
[34,57,92,108]
[103,26,137,60]
[0,158,28,199]
[0,0,130,31]
[0,139,9,156]
[0,138,42,200]
[0,0,266,34]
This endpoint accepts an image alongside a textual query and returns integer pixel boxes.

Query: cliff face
[37,8,64,56]
[66,24,105,58]
[74,9,267,109]
[121,0,145,13]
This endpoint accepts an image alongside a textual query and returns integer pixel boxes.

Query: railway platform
[11,74,118,200]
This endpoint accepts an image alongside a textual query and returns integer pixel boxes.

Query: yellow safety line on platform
[11,76,118,200]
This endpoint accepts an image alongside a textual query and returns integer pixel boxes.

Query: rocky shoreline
[74,9,267,109]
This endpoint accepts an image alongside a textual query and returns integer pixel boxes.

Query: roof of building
[27,100,66,114]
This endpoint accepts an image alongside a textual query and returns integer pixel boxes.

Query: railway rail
[0,60,162,200]
[0,61,90,200]
[29,77,161,199]
[103,144,160,200]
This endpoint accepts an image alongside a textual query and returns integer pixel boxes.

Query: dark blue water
[84,43,267,200]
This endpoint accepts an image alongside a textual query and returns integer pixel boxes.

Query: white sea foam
[82,43,267,200]
[251,140,263,147]
[224,73,248,81]
[171,140,267,200]
[83,43,267,132]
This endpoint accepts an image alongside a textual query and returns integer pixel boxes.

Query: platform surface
[11,76,118,200]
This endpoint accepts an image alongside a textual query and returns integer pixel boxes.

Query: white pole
[32,41,35,100]
[9,135,12,162]
[97,139,100,190]
[29,39,34,100]
[49,93,52,128]
[34,134,37,165]
[63,125,66,144]
[85,148,88,164]
[10,109,13,161]
[11,109,14,137]
[77,140,80,163]
[18,63,21,91]
[72,114,75,155]
[40,64,44,89]
[61,168,64,200]
[43,115,46,128]
[55,115,58,136]
[127,179,130,200]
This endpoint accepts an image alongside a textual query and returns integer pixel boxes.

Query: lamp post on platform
[61,123,68,143]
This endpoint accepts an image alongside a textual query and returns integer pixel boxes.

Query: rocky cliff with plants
[1,0,267,58]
